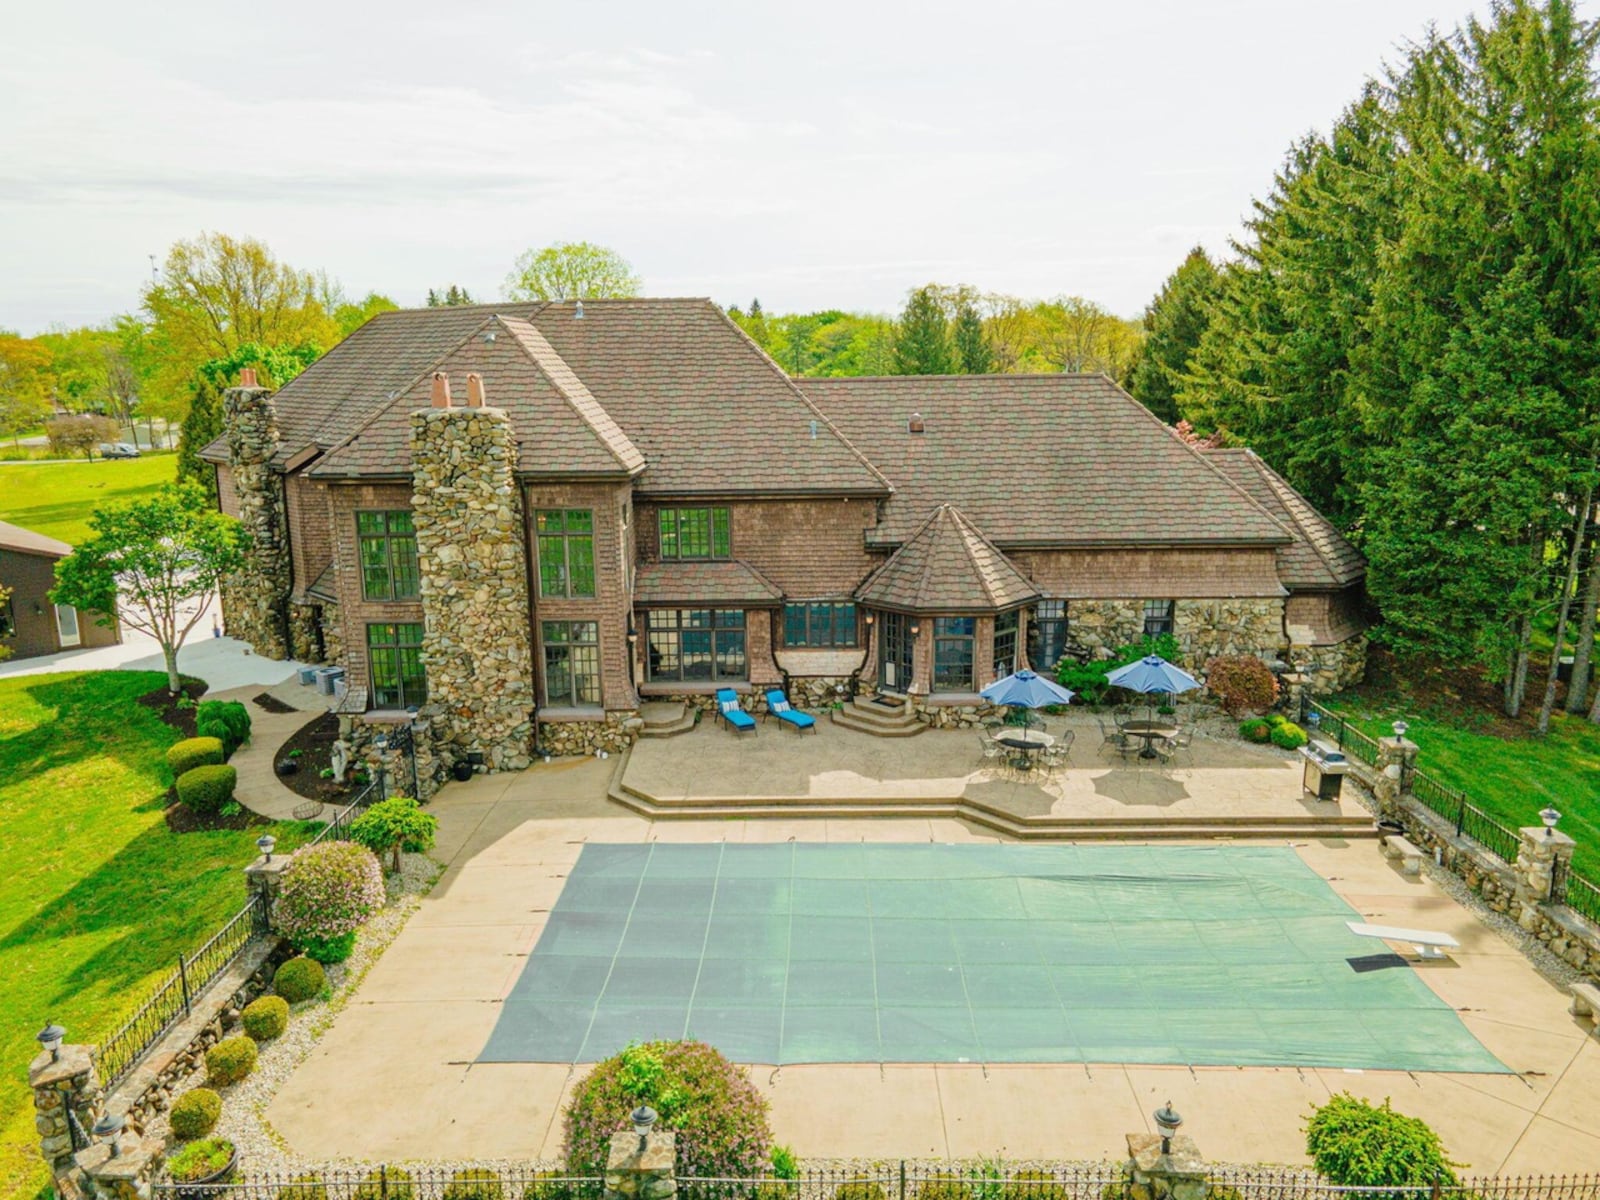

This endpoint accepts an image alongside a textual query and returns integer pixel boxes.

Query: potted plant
[167,1136,237,1197]
[276,750,301,777]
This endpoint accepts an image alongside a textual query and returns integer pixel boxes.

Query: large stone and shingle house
[204,299,1364,772]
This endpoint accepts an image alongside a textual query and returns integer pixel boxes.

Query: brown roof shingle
[635,560,784,606]
[0,519,71,558]
[803,375,1293,549]
[856,505,1039,613]
[1202,448,1365,588]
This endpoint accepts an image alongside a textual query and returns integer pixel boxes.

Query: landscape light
[92,1111,124,1157]
[1541,806,1562,838]
[1153,1101,1182,1155]
[631,1105,657,1152]
[36,1022,65,1062]
[256,834,276,862]
[1392,720,1409,745]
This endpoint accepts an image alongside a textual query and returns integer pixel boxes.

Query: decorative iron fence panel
[1562,869,1600,926]
[305,780,381,848]
[1304,701,1380,767]
[155,1166,602,1200]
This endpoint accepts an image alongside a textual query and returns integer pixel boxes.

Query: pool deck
[265,755,1600,1173]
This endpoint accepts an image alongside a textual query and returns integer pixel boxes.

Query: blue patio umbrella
[1105,655,1202,720]
[981,669,1075,728]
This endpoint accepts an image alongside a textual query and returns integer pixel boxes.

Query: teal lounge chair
[764,689,818,734]
[715,688,756,733]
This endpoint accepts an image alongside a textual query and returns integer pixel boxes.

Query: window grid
[933,616,976,691]
[536,509,596,598]
[783,601,858,648]
[993,610,1019,679]
[357,510,419,601]
[542,620,602,707]
[659,508,732,561]
[367,622,426,710]
[646,608,747,682]
[1143,599,1175,637]
[1029,599,1068,671]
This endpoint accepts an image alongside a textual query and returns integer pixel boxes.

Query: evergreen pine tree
[894,285,953,375]
[952,295,992,374]
[176,376,223,503]
[1130,247,1219,422]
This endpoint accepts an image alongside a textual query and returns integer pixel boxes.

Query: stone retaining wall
[1289,635,1367,694]
[909,697,1005,728]
[539,712,641,757]
[1176,598,1285,664]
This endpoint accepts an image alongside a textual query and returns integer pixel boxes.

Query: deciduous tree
[503,241,641,301]
[44,414,119,459]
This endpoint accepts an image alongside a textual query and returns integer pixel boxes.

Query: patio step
[831,697,925,738]
[638,701,695,739]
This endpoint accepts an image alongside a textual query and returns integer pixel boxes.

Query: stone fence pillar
[1123,1131,1207,1200]
[604,1126,676,1200]
[30,1044,99,1176]
[76,1133,163,1200]
[1513,825,1577,930]
[245,850,292,927]
[1373,737,1418,822]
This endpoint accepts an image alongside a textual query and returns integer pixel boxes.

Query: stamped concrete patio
[264,750,1600,1173]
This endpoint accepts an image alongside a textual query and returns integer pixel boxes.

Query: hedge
[167,736,225,779]
[176,764,238,814]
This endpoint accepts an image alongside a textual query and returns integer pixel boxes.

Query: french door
[878,612,913,693]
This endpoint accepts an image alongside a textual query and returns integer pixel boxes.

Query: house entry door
[879,612,913,693]
[55,604,80,647]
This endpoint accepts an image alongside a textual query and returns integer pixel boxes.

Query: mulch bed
[252,691,298,714]
[275,711,372,803]
[135,676,207,739]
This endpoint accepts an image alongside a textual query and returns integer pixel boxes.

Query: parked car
[98,442,141,459]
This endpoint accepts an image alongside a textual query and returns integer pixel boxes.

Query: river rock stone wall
[1290,634,1368,693]
[410,377,535,772]
[221,383,292,659]
[539,712,640,757]
[1064,600,1146,659]
[1176,597,1286,664]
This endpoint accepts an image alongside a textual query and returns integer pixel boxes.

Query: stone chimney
[409,376,534,771]
[221,372,292,659]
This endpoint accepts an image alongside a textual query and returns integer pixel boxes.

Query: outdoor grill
[1299,740,1348,802]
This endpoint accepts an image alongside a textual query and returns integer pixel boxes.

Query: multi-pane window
[358,511,419,601]
[542,620,601,707]
[368,622,426,709]
[659,508,731,560]
[933,616,976,691]
[1029,600,1068,671]
[536,510,596,598]
[646,609,746,682]
[993,610,1019,678]
[783,602,858,648]
[1143,599,1175,637]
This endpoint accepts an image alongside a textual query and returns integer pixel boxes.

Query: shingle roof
[635,560,785,606]
[1202,449,1365,588]
[0,519,71,558]
[802,376,1293,549]
[309,314,644,479]
[856,505,1040,613]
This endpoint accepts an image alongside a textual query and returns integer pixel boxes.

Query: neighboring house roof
[803,376,1294,549]
[1202,448,1365,588]
[856,505,1040,613]
[635,560,785,607]
[0,520,72,559]
[310,314,646,480]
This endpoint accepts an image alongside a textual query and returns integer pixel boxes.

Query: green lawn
[0,672,315,1199]
[1326,693,1600,876]
[0,454,177,545]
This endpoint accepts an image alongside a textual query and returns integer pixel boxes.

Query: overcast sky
[1,0,1499,335]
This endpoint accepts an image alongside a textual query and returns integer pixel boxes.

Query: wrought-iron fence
[305,779,382,848]
[93,890,272,1091]
[154,1165,603,1200]
[1304,700,1381,767]
[1560,866,1600,925]
[1212,1168,1600,1200]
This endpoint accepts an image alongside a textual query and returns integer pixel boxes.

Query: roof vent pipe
[810,419,818,439]
[908,412,924,434]
[574,300,585,320]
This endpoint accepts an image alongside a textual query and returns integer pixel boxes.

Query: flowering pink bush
[274,842,384,962]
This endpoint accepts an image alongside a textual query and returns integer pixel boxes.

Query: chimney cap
[239,367,258,388]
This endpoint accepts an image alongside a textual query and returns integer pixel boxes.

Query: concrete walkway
[215,676,336,821]
[264,758,1600,1172]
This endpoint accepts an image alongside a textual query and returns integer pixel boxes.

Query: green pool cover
[479,842,1507,1072]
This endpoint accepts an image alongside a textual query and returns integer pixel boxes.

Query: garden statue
[330,738,352,783]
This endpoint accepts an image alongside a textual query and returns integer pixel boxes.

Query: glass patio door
[878,611,913,693]
[55,604,80,647]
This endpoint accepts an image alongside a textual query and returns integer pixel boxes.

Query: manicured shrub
[277,1174,329,1200]
[274,842,385,962]
[167,736,225,779]
[1204,654,1280,717]
[834,1186,887,1200]
[201,698,252,742]
[274,956,327,1004]
[167,1137,235,1182]
[168,1087,222,1139]
[1238,718,1271,743]
[242,994,290,1040]
[205,1035,258,1086]
[564,1040,771,1178]
[355,1169,415,1200]
[176,764,238,814]
[1266,712,1288,728]
[916,1181,975,1200]
[1305,1093,1458,1189]
[350,795,439,873]
[1270,721,1309,750]
[442,1169,504,1200]
[1000,1173,1066,1200]
[522,1174,579,1200]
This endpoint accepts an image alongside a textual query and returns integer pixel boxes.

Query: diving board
[1347,921,1460,961]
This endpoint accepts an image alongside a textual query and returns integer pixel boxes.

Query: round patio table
[1120,720,1179,760]
[994,729,1055,770]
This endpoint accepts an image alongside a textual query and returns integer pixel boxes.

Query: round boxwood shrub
[564,1040,771,1178]
[273,956,327,1004]
[1270,720,1309,750]
[168,1087,222,1139]
[276,1174,329,1200]
[917,1181,975,1200]
[442,1170,503,1200]
[1306,1093,1457,1188]
[167,736,225,779]
[242,994,290,1041]
[205,1035,258,1086]
[1238,718,1271,743]
[355,1169,414,1200]
[274,842,385,963]
[1000,1173,1066,1200]
[167,1137,235,1183]
[176,764,238,815]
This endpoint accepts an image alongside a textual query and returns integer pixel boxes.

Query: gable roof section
[1201,448,1365,588]
[856,505,1040,613]
[803,375,1293,549]
[200,302,550,466]
[0,519,71,558]
[310,314,645,479]
[527,299,888,496]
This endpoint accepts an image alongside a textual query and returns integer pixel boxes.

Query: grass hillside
[0,454,177,545]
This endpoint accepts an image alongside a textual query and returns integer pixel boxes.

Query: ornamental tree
[503,241,640,302]
[51,482,247,694]
[274,842,385,963]
[349,796,438,873]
